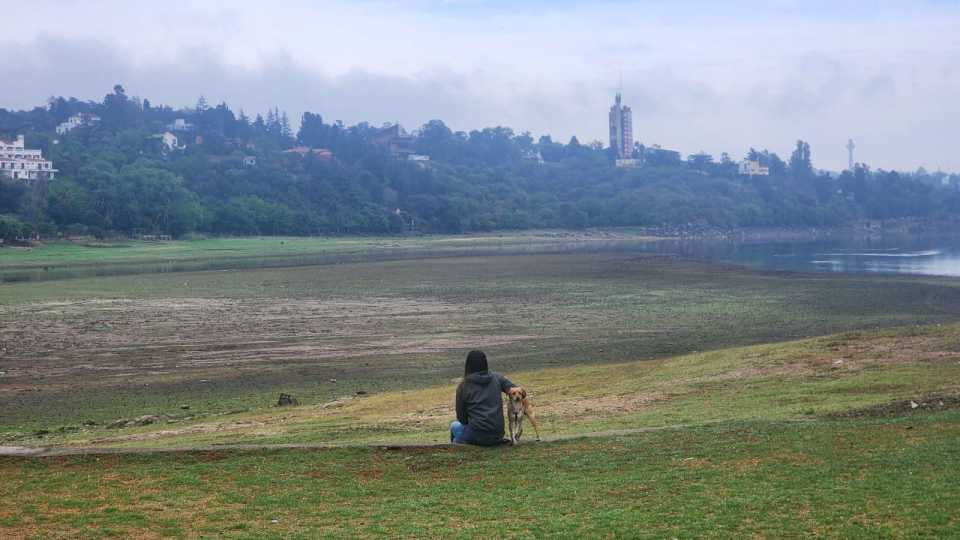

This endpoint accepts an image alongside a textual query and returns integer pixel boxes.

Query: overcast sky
[5,0,959,171]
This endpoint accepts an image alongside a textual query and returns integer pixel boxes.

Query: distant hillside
[2,85,959,240]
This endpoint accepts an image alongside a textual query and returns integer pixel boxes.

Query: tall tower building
[609,93,633,159]
[846,139,856,170]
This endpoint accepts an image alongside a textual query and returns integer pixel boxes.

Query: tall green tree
[789,140,813,180]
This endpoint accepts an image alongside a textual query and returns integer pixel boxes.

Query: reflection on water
[815,250,941,257]
[542,235,960,278]
[691,237,960,277]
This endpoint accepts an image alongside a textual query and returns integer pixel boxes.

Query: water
[642,235,960,278]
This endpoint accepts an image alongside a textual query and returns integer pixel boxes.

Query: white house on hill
[56,113,100,135]
[739,159,770,176]
[155,132,179,151]
[0,135,57,182]
[168,118,195,132]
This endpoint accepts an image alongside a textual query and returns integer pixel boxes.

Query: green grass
[4,251,960,437]
[3,413,959,538]
[0,235,511,267]
[0,231,658,283]
[3,236,960,537]
[38,321,959,450]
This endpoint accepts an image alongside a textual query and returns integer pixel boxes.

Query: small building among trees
[372,124,416,157]
[739,159,770,176]
[0,135,57,182]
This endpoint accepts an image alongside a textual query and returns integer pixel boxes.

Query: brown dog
[507,386,541,444]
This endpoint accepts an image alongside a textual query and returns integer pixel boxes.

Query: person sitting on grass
[450,350,516,446]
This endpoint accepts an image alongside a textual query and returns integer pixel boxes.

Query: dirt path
[0,421,810,457]
[0,427,684,457]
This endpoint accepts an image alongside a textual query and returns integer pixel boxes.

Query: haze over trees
[2,86,959,239]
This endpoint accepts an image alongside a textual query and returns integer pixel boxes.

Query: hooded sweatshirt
[455,370,515,445]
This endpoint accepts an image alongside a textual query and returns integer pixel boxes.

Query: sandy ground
[0,297,538,398]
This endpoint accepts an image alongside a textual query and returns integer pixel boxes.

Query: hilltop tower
[609,93,633,159]
[846,139,856,170]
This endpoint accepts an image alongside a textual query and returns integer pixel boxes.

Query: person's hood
[464,370,493,385]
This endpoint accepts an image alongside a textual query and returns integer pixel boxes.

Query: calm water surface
[643,235,960,278]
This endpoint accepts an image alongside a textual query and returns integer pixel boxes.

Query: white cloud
[3,1,959,171]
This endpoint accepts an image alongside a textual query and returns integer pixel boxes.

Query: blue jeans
[450,421,478,444]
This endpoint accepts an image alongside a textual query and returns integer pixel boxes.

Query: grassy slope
[3,235,960,537]
[41,322,960,449]
[4,251,960,436]
[2,413,958,539]
[3,324,958,538]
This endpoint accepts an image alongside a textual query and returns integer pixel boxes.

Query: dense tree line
[1,86,959,239]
